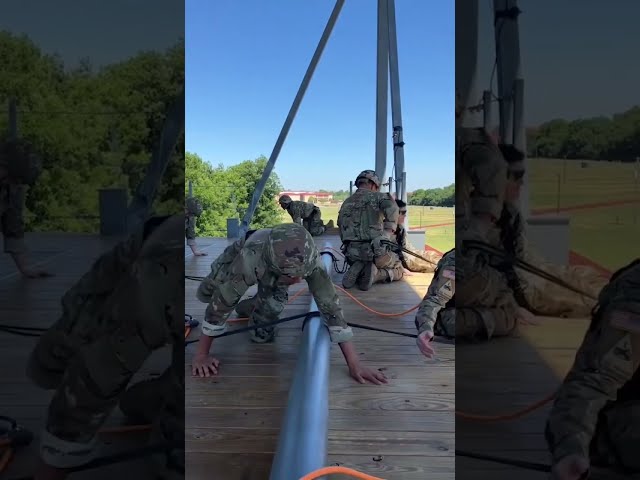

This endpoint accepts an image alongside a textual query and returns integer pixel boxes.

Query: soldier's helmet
[0,140,42,186]
[139,214,185,264]
[263,223,318,278]
[185,196,203,216]
[278,194,292,205]
[355,169,381,188]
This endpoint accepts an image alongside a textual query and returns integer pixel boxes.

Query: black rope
[461,239,599,301]
[319,251,348,274]
[456,449,551,473]
[380,240,439,267]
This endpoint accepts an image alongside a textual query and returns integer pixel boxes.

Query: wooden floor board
[185,235,455,479]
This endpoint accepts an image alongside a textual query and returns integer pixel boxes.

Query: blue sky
[186,0,455,192]
[466,0,640,127]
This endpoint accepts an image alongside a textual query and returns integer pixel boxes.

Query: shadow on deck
[184,234,455,480]
[0,232,172,478]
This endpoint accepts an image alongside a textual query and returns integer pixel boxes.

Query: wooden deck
[455,315,620,479]
[0,233,173,478]
[185,235,455,480]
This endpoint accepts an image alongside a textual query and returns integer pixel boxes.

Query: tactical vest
[338,189,387,242]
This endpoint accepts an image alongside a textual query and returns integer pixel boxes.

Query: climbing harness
[379,239,439,267]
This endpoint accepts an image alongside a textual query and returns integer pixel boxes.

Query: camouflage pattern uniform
[337,170,399,290]
[498,202,608,318]
[546,259,640,473]
[279,195,329,236]
[185,196,203,246]
[415,250,455,338]
[394,225,441,273]
[26,215,185,477]
[198,223,353,344]
[0,139,41,255]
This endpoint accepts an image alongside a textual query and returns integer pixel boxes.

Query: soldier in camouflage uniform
[26,214,185,480]
[278,194,334,236]
[394,199,441,273]
[191,222,388,385]
[337,170,400,291]
[0,139,52,277]
[546,259,640,479]
[436,145,608,342]
[185,196,207,256]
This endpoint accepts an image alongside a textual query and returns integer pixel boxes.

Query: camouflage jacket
[415,250,455,335]
[546,260,640,464]
[395,225,441,273]
[200,225,353,343]
[0,183,26,253]
[337,188,398,243]
[285,200,317,224]
[499,204,608,317]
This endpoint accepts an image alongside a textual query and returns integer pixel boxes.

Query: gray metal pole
[386,0,406,203]
[493,0,526,217]
[269,249,332,480]
[512,77,529,217]
[375,0,389,181]
[188,180,193,198]
[349,181,353,196]
[239,0,345,237]
[388,176,392,193]
[482,90,492,131]
[126,88,185,232]
[455,0,479,113]
[8,98,17,140]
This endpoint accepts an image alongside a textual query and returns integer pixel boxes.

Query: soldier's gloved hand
[191,353,220,377]
[551,454,590,480]
[416,331,435,358]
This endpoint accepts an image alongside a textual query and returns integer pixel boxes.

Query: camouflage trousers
[590,400,640,472]
[342,239,403,289]
[26,299,183,477]
[303,208,326,237]
[205,280,291,343]
[185,215,196,246]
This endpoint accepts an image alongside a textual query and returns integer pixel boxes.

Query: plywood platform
[455,316,600,479]
[185,235,455,480]
[0,233,172,478]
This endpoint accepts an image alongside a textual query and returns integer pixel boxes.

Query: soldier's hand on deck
[551,454,590,480]
[417,331,435,358]
[21,268,53,278]
[192,354,220,377]
[349,364,388,385]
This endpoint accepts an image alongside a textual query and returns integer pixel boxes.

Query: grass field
[281,205,456,254]
[529,158,639,271]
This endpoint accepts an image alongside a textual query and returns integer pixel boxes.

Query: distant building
[277,191,334,203]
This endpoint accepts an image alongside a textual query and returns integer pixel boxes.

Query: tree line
[186,152,283,237]
[1,32,184,233]
[527,105,640,161]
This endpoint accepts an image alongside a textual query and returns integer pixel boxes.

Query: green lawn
[529,158,639,270]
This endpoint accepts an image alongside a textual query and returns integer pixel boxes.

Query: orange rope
[299,466,385,480]
[455,391,557,422]
[332,284,419,316]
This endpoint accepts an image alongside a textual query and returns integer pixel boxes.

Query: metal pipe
[375,0,389,181]
[239,0,345,237]
[269,248,333,480]
[126,88,185,232]
[8,98,17,140]
[482,90,492,131]
[387,0,406,202]
[349,180,354,196]
[188,180,193,198]
[512,77,529,216]
[455,0,479,112]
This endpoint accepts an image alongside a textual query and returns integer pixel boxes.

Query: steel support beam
[269,248,333,480]
[239,0,345,238]
[126,88,185,232]
[374,0,389,182]
[493,0,528,217]
[455,0,479,113]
